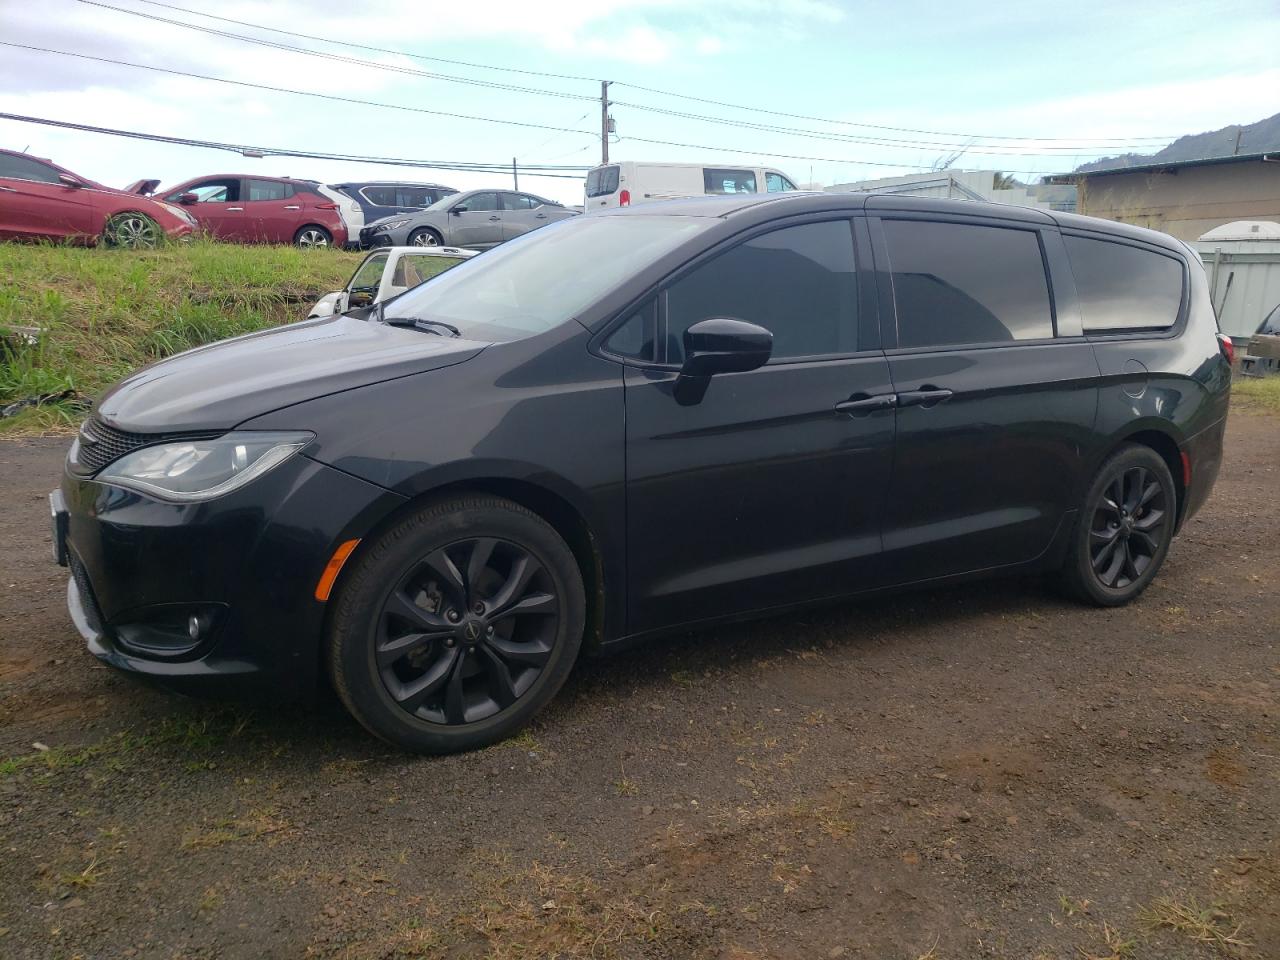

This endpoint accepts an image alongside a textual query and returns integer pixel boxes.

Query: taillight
[1217,333,1236,365]
[619,189,631,207]
[316,202,339,210]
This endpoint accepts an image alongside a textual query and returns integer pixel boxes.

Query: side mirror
[348,290,374,308]
[58,173,83,189]
[450,205,467,215]
[178,192,198,204]
[675,318,772,404]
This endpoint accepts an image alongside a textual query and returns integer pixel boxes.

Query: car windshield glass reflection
[384,216,708,342]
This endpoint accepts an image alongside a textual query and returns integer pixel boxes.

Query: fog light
[188,615,202,641]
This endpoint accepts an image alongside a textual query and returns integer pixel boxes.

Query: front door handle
[488,215,500,221]
[835,393,896,415]
[897,387,953,408]
[227,206,244,211]
[0,185,16,192]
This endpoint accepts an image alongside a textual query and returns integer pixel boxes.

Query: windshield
[384,215,709,341]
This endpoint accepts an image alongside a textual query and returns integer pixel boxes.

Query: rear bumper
[1181,415,1227,528]
[58,452,405,698]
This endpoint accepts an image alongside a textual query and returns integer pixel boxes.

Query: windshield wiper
[378,304,462,338]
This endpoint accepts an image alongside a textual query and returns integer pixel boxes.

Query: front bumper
[358,225,411,248]
[56,452,405,698]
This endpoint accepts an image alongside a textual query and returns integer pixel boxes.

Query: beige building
[1051,152,1280,242]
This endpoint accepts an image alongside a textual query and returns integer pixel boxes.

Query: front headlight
[97,432,313,502]
[374,219,410,232]
[160,202,198,227]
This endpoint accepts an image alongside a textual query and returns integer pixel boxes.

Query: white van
[584,161,800,209]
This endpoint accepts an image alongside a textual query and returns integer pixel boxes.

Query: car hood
[96,314,485,432]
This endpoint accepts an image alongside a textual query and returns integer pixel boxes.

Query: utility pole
[600,80,612,165]
[512,157,518,190]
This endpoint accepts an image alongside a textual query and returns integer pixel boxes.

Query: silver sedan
[359,188,578,250]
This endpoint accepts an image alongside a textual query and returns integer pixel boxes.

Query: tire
[103,212,161,249]
[294,225,332,248]
[327,495,585,753]
[408,227,442,247]
[1061,444,1177,607]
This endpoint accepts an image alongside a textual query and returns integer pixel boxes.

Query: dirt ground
[1,413,1276,960]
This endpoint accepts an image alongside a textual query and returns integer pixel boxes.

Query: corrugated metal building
[1049,152,1280,242]
[1194,220,1280,340]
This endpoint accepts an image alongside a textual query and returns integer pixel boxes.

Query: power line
[0,42,602,140]
[77,0,598,105]
[0,43,1071,179]
[126,0,600,83]
[91,0,1175,147]
[78,0,1174,156]
[0,112,592,177]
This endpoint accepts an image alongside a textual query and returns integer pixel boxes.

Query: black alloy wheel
[1088,465,1168,590]
[328,496,585,753]
[1063,444,1176,606]
[376,537,558,725]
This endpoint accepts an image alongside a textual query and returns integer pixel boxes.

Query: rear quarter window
[1064,235,1184,333]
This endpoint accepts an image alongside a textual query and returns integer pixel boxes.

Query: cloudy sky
[1,0,1277,205]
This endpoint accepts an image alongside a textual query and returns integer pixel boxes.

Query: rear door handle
[283,205,300,210]
[835,393,896,415]
[227,206,244,211]
[488,215,500,221]
[535,213,547,219]
[0,185,16,192]
[897,387,953,408]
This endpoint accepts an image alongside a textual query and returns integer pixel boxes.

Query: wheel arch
[328,475,607,654]
[1113,427,1187,527]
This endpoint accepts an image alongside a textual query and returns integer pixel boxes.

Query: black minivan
[52,193,1231,753]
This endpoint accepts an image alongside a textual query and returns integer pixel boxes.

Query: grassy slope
[0,241,362,434]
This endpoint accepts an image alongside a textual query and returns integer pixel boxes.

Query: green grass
[0,240,362,434]
[1233,376,1280,414]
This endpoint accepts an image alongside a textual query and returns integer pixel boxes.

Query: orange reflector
[315,539,360,602]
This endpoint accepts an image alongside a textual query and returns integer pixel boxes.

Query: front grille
[68,551,104,634]
[72,416,217,476]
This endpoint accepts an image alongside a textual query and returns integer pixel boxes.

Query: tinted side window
[464,193,500,212]
[667,220,858,362]
[172,179,240,203]
[703,168,756,194]
[0,154,61,184]
[586,166,619,198]
[883,219,1052,349]
[505,194,541,210]
[362,186,396,206]
[604,301,657,362]
[247,180,290,201]
[396,187,437,207]
[1064,235,1183,332]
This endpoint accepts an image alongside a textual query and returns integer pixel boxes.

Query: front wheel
[103,213,161,248]
[1061,444,1176,606]
[294,225,332,248]
[327,496,585,753]
[408,227,441,247]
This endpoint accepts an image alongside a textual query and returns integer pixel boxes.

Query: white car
[584,161,800,209]
[307,245,479,319]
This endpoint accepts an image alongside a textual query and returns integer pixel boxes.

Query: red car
[155,174,349,247]
[0,148,195,247]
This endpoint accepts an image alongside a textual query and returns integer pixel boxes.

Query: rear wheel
[1062,444,1176,606]
[408,227,442,247]
[328,496,585,753]
[103,213,161,248]
[294,225,332,248]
